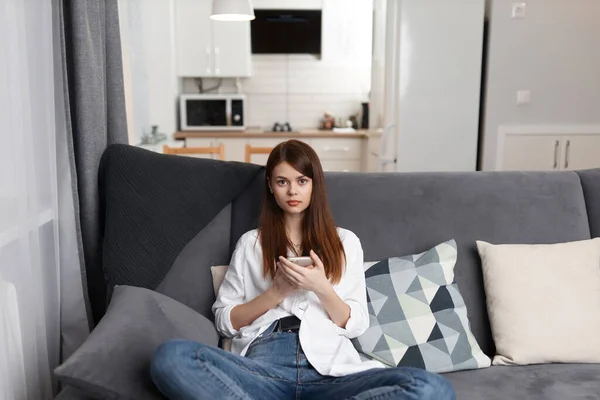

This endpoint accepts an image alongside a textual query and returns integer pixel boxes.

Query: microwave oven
[179,94,245,131]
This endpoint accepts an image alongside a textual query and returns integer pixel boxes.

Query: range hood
[250,9,322,55]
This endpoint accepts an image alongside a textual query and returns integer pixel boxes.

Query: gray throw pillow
[54,285,219,399]
[353,240,490,373]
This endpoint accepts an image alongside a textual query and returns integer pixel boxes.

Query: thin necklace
[290,240,302,256]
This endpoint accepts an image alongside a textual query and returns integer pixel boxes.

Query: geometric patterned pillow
[353,240,491,373]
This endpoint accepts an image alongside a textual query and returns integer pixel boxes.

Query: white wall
[481,0,600,170]
[181,0,373,130]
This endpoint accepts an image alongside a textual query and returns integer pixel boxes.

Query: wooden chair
[245,144,273,164]
[163,144,225,160]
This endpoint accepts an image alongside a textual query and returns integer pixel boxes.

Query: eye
[276,179,287,186]
[299,178,309,185]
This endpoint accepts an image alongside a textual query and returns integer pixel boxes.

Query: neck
[284,212,303,243]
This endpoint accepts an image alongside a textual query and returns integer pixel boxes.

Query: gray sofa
[56,145,600,399]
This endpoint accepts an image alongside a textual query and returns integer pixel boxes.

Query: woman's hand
[277,250,331,296]
[270,265,297,301]
[232,268,296,330]
[279,250,351,330]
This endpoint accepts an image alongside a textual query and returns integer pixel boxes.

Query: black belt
[276,316,301,333]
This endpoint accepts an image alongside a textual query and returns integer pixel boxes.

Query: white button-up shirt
[212,228,386,377]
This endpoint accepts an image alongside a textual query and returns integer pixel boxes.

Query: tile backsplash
[182,54,370,130]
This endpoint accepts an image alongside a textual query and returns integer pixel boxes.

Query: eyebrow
[275,175,308,180]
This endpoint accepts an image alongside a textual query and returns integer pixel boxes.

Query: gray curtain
[59,0,128,327]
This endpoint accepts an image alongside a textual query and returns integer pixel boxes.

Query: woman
[150,140,455,400]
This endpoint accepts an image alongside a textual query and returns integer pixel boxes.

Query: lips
[287,201,301,206]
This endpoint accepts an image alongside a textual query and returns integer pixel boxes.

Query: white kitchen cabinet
[246,153,270,166]
[502,134,600,171]
[213,138,246,161]
[243,138,284,165]
[185,138,214,148]
[561,135,600,171]
[188,137,285,163]
[321,160,363,173]
[185,138,219,159]
[502,135,562,171]
[311,138,363,161]
[245,138,290,148]
[175,0,251,78]
[364,133,382,172]
[211,21,251,77]
[187,137,245,160]
[182,136,368,171]
[312,138,363,173]
[179,139,214,159]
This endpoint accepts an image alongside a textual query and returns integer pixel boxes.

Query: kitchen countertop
[173,129,381,140]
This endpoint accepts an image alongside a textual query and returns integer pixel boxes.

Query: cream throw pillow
[210,265,232,352]
[476,238,600,365]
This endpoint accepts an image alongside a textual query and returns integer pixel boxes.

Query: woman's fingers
[309,250,324,268]
[277,262,294,280]
[278,257,304,283]
[278,256,306,274]
[276,266,299,289]
[282,265,303,284]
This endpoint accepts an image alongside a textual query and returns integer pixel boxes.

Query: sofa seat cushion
[445,363,600,400]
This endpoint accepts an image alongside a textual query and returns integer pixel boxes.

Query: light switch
[512,3,526,18]
[517,90,531,105]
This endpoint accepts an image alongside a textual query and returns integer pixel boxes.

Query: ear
[266,178,273,193]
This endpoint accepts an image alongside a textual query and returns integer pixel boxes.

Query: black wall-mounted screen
[251,9,322,55]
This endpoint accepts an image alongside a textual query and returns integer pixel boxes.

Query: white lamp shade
[211,0,255,21]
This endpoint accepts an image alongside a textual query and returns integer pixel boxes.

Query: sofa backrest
[98,145,599,357]
[231,170,594,356]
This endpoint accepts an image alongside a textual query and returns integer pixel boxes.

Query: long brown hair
[258,140,345,284]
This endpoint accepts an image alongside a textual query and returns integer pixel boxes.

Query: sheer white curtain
[0,0,88,399]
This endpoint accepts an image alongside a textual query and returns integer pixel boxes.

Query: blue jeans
[150,325,455,400]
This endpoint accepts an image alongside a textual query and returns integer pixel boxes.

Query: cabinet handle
[205,46,211,74]
[553,140,559,169]
[214,47,220,75]
[564,140,570,169]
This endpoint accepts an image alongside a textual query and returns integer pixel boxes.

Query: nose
[287,182,298,195]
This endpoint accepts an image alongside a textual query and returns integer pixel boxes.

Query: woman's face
[269,161,313,216]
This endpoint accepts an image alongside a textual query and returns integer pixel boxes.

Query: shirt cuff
[217,305,240,338]
[335,301,367,339]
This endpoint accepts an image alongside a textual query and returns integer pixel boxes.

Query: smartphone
[287,256,313,267]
